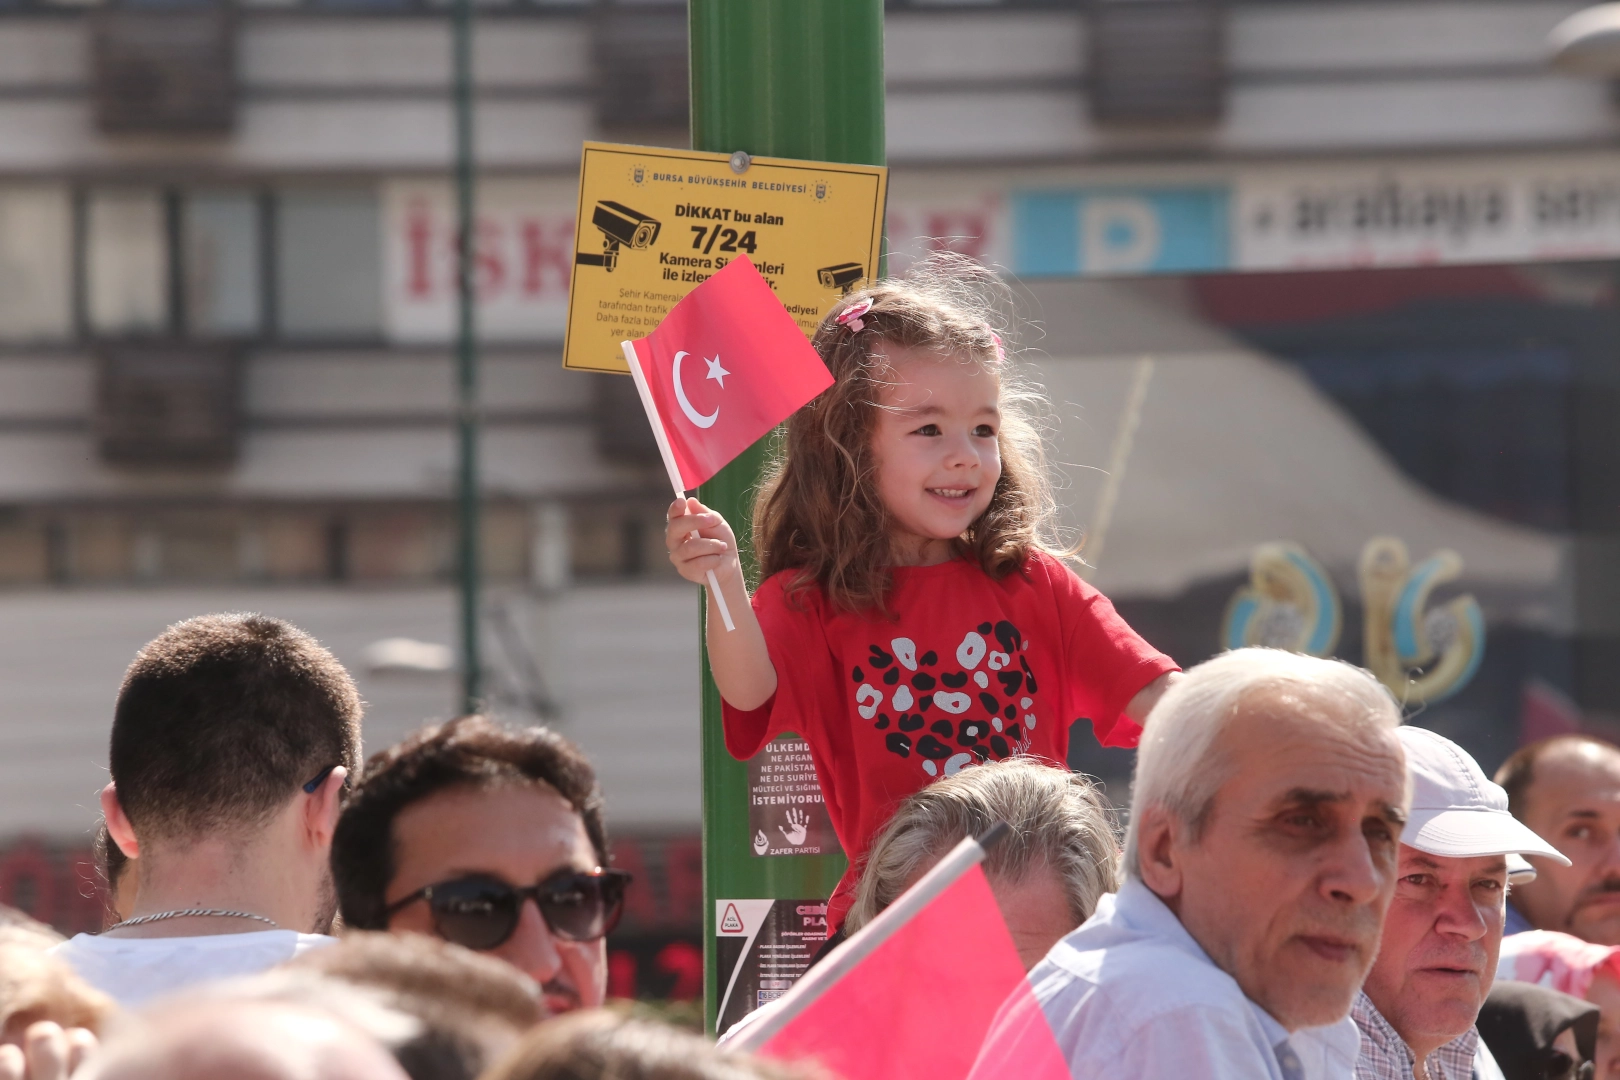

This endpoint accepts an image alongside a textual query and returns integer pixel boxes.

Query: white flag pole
[726,822,1011,1053]
[622,339,736,632]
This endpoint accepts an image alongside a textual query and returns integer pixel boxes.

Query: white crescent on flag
[672,350,719,429]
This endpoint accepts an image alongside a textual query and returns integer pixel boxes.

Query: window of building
[0,183,388,347]
[86,189,170,336]
[276,189,382,337]
[0,187,72,341]
[182,192,262,336]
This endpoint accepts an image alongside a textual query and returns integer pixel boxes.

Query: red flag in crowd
[621,256,833,493]
[740,855,1069,1080]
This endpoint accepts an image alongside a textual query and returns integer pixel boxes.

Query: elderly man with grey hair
[972,648,1410,1080]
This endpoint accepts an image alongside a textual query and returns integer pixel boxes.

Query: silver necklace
[109,908,280,931]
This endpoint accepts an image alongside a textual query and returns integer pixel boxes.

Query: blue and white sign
[1010,187,1231,277]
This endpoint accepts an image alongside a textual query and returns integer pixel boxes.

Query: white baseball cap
[1397,726,1569,865]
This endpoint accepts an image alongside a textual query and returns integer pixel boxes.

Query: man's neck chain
[108,908,281,931]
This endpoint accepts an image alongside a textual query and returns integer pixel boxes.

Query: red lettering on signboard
[397,195,575,313]
[406,199,435,299]
[521,219,574,298]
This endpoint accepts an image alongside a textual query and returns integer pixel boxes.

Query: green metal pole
[452,0,482,715]
[689,0,885,1034]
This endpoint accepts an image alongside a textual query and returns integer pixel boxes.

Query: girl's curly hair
[753,252,1065,614]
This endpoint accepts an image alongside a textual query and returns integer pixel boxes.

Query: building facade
[0,0,1614,998]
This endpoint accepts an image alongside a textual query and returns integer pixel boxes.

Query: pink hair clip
[990,330,1006,363]
[836,297,874,334]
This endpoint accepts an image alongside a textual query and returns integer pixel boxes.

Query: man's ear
[1135,805,1185,904]
[302,765,348,851]
[100,782,140,860]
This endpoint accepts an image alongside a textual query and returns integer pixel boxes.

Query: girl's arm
[1124,670,1183,726]
[665,497,779,711]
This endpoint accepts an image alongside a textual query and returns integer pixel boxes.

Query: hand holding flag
[621,256,834,630]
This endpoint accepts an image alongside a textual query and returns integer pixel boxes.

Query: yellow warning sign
[563,141,889,374]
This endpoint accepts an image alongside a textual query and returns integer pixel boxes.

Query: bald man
[1497,736,1620,943]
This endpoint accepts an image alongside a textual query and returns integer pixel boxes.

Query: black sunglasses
[384,868,633,951]
[303,765,338,794]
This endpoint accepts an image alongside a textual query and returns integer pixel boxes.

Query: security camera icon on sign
[575,200,661,273]
[817,261,865,295]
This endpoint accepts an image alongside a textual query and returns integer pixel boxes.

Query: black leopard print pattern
[851,620,1041,778]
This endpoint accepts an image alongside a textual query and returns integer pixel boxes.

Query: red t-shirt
[722,550,1179,929]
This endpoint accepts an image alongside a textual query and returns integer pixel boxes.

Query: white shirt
[52,930,334,1007]
[971,880,1362,1080]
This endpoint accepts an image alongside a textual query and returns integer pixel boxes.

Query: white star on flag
[705,355,729,388]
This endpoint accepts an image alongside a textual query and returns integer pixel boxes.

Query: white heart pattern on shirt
[848,619,1043,778]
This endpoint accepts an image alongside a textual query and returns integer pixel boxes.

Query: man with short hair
[1354,726,1568,1080]
[331,716,627,1016]
[1495,735,1620,942]
[973,648,1410,1079]
[53,613,361,1005]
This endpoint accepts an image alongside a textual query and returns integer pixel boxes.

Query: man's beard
[309,867,340,935]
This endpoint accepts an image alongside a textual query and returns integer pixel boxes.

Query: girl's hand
[667,497,777,709]
[666,497,742,587]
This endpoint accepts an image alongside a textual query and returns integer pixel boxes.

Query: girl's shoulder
[754,567,827,612]
[999,547,1069,584]
[1013,548,1103,600]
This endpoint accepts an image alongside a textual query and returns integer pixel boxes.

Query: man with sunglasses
[53,613,363,1005]
[332,716,629,1015]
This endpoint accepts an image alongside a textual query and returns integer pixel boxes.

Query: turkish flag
[755,865,1070,1080]
[623,256,833,492]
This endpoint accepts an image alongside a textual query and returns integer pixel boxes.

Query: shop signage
[1010,187,1231,276]
[1234,156,1620,270]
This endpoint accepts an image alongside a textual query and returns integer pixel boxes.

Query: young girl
[665,256,1179,930]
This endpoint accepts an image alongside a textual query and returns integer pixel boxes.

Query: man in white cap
[1354,726,1570,1080]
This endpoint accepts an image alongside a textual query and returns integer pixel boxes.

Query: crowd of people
[0,612,817,1080]
[3,614,1620,1080]
[5,258,1620,1080]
